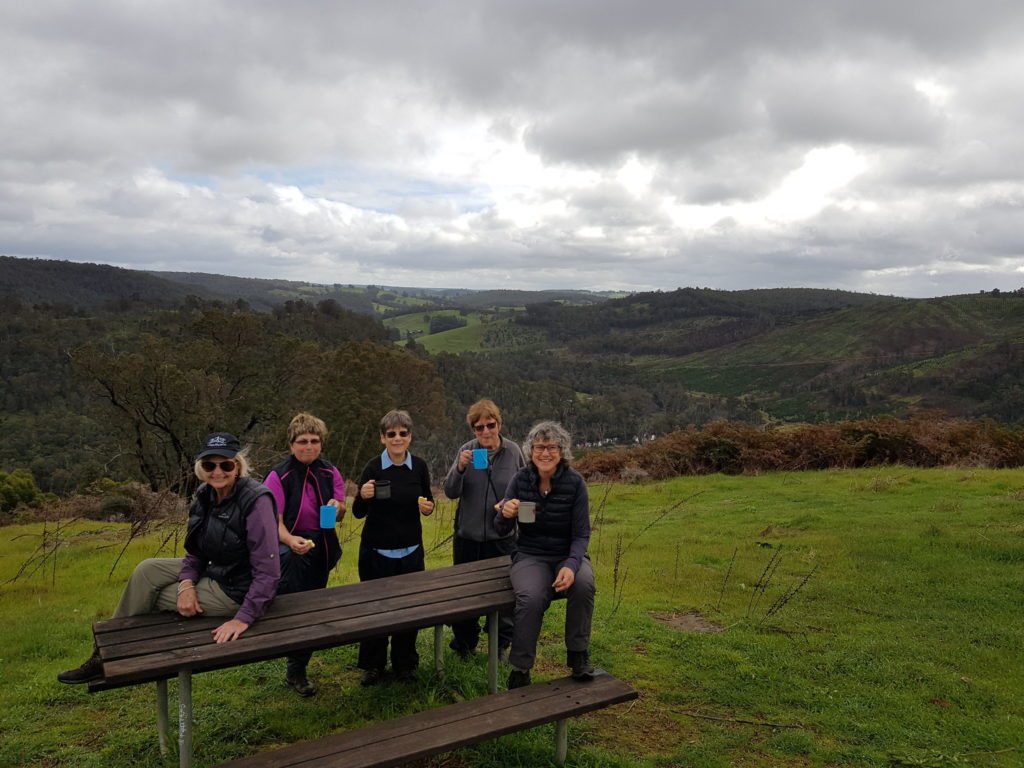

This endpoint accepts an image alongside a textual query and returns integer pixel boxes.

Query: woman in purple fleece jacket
[57,432,281,685]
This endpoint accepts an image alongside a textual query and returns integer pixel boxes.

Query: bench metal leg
[156,679,169,755]
[178,670,193,768]
[433,625,444,679]
[555,719,568,765]
[487,609,499,694]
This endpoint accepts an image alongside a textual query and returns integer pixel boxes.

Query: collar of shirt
[380,449,413,470]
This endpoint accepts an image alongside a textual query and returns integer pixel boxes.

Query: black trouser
[357,545,425,671]
[450,536,515,652]
[278,529,342,677]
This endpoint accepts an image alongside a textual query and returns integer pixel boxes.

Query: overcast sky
[3,1,1023,297]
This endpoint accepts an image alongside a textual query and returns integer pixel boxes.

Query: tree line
[1,294,758,509]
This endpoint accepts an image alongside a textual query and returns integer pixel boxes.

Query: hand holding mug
[500,498,520,519]
[360,479,376,500]
[328,498,346,520]
[457,449,473,472]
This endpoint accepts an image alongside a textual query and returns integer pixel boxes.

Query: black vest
[271,455,338,531]
[509,464,585,558]
[185,476,271,603]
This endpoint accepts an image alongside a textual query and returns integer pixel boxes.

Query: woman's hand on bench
[212,619,250,643]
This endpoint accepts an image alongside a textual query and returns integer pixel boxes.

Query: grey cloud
[2,1,1024,297]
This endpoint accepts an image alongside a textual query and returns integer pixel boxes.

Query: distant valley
[2,254,1023,497]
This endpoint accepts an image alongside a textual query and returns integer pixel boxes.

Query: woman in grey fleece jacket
[442,399,525,658]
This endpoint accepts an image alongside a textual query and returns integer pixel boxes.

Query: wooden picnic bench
[88,557,515,768]
[214,671,638,768]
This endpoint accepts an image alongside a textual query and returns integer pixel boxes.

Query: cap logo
[208,436,228,447]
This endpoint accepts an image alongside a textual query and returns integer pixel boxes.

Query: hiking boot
[360,668,384,687]
[285,672,316,697]
[394,667,417,683]
[448,639,475,661]
[57,648,104,685]
[507,669,531,689]
[457,648,474,661]
[567,650,595,681]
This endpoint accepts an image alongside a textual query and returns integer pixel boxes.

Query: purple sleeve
[332,466,346,502]
[562,479,591,574]
[234,494,281,625]
[263,471,286,519]
[179,554,203,583]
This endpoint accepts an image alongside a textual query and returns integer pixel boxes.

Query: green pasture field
[383,310,491,353]
[1,466,1022,767]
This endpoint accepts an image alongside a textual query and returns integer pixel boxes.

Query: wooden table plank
[97,579,512,659]
[93,557,511,640]
[89,558,517,691]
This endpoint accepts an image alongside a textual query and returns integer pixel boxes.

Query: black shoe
[448,639,475,660]
[567,650,595,681]
[360,668,384,687]
[507,669,531,689]
[394,667,416,682]
[286,672,316,697]
[57,648,103,685]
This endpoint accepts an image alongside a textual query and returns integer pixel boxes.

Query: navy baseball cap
[197,432,241,459]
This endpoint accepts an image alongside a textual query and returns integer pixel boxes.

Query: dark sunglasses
[293,438,321,445]
[385,430,410,438]
[472,421,498,433]
[201,459,236,473]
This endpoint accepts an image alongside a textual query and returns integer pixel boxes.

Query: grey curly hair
[524,420,573,464]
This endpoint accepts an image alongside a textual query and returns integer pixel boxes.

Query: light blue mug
[319,505,337,528]
[472,448,488,469]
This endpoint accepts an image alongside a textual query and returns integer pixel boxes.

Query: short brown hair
[466,399,502,428]
[287,412,328,444]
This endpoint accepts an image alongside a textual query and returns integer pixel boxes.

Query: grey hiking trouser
[508,553,595,672]
[113,557,240,618]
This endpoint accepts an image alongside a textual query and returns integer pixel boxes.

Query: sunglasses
[532,444,560,455]
[472,421,499,433]
[385,430,410,438]
[293,438,321,445]
[201,459,236,473]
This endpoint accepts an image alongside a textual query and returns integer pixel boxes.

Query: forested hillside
[3,255,1023,505]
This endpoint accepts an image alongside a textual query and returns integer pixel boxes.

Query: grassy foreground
[1,466,1022,767]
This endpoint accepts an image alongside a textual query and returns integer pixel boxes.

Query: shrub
[574,414,1024,482]
[0,469,46,518]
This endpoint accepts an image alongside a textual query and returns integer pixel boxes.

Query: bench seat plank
[213,672,638,768]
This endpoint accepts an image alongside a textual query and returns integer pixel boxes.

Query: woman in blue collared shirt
[351,409,434,686]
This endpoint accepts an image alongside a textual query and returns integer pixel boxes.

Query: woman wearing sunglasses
[496,421,596,690]
[442,399,524,661]
[263,412,346,697]
[58,432,280,685]
[352,409,434,686]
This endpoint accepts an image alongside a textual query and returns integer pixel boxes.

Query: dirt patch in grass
[584,696,687,756]
[652,611,724,633]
